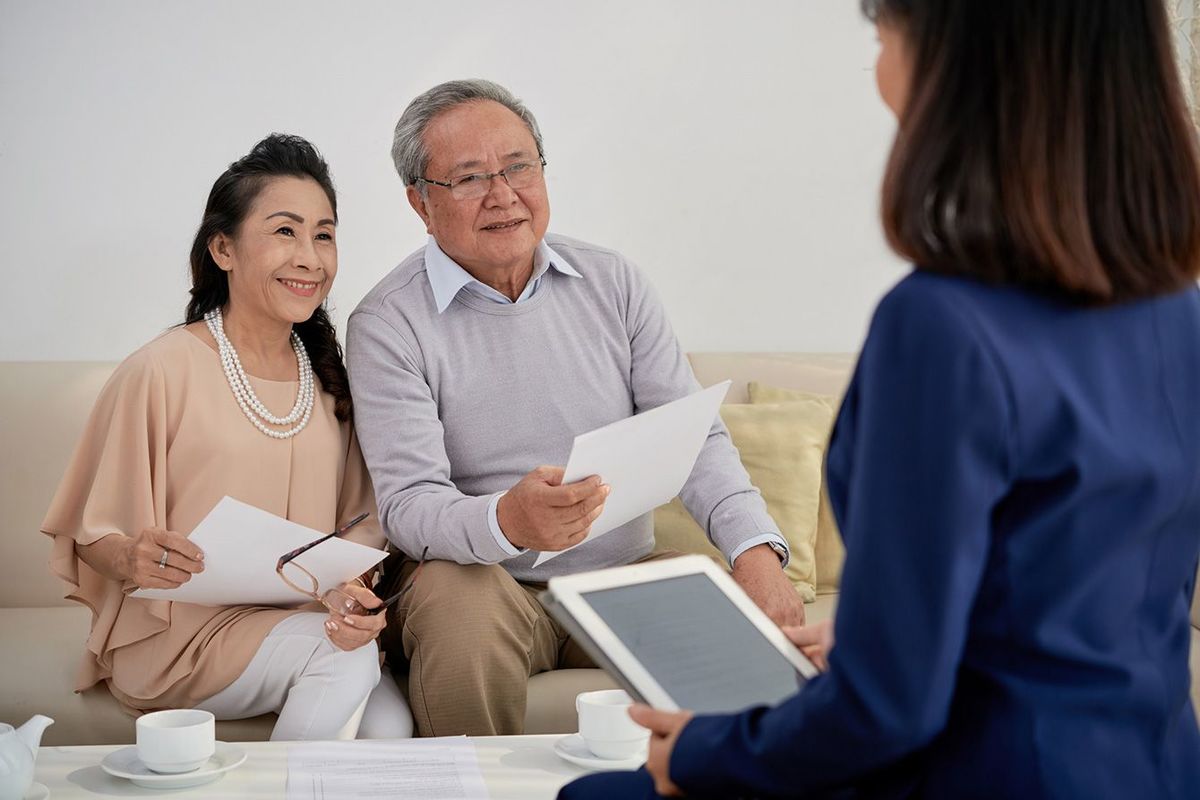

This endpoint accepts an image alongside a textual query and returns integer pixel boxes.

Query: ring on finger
[158,548,169,569]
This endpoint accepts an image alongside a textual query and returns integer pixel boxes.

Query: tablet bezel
[544,554,820,712]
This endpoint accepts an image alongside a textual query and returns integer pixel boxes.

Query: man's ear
[208,233,234,272]
[406,185,434,234]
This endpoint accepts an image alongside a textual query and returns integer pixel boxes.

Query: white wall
[0,0,903,361]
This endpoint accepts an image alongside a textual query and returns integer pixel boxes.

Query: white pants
[196,612,412,741]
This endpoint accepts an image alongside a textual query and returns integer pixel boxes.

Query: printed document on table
[286,739,489,800]
[534,381,731,566]
[132,496,387,607]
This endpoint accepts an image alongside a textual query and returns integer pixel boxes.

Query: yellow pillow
[748,382,845,593]
[652,398,834,602]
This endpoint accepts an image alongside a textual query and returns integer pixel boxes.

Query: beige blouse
[41,327,384,714]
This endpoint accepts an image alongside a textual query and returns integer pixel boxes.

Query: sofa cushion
[1,606,135,745]
[1,362,119,609]
[804,593,838,628]
[1,602,612,743]
[688,353,855,404]
[748,382,846,593]
[524,670,618,735]
[654,400,833,600]
[0,605,275,745]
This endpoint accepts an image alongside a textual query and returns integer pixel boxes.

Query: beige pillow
[748,382,845,594]
[653,398,834,602]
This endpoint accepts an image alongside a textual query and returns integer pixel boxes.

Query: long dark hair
[186,134,353,421]
[862,0,1200,303]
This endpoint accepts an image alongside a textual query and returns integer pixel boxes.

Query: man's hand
[732,544,806,627]
[496,466,609,551]
[629,704,693,797]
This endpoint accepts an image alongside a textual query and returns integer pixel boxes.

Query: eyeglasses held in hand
[415,156,546,201]
[276,513,375,616]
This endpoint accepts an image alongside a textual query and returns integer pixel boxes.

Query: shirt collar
[424,237,582,313]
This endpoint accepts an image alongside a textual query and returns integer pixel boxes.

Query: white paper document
[534,380,731,566]
[286,739,489,800]
[132,496,387,607]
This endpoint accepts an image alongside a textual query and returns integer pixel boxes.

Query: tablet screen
[581,573,807,713]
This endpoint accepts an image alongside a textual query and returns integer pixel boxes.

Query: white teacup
[135,709,215,774]
[576,689,649,760]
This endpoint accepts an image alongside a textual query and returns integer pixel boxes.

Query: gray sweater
[346,234,780,581]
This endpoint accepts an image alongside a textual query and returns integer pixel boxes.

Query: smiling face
[406,100,550,279]
[209,175,338,325]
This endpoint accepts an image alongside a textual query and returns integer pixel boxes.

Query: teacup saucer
[100,741,246,789]
[24,782,50,800]
[553,733,646,771]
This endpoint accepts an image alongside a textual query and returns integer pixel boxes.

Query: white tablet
[540,554,820,713]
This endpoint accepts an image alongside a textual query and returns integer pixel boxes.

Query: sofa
[2,355,1197,746]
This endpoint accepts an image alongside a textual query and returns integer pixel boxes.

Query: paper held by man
[534,381,731,567]
[133,497,388,607]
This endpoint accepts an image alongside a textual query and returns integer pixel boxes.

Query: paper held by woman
[132,497,387,607]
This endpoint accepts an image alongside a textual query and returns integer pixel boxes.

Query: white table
[33,735,591,799]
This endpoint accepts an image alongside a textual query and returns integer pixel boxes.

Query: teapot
[0,715,53,800]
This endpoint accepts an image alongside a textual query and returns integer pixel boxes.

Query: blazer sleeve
[669,278,1016,797]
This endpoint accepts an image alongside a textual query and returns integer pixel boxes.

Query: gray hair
[391,79,545,191]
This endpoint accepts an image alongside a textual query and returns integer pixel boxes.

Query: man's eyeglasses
[416,156,547,201]
[276,514,429,617]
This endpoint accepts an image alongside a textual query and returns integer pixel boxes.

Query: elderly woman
[563,0,1200,797]
[42,134,412,741]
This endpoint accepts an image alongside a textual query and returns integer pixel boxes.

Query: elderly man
[346,79,805,737]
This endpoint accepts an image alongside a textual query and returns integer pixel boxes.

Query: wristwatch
[767,540,789,565]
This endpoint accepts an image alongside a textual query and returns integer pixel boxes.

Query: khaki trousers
[379,553,679,737]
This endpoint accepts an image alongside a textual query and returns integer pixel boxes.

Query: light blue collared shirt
[424,236,788,568]
[424,236,582,315]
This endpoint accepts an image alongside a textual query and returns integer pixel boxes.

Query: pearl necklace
[204,309,315,439]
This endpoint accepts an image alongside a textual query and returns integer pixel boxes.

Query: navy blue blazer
[655,273,1200,798]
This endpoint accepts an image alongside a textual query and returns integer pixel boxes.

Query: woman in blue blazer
[561,0,1200,797]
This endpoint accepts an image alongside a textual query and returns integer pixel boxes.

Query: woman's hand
[782,619,834,671]
[323,582,386,651]
[119,527,205,589]
[628,704,694,797]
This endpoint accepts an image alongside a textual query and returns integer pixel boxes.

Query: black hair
[185,134,352,420]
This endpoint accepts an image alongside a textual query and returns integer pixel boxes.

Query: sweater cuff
[486,491,527,558]
[708,492,784,565]
[729,533,790,569]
